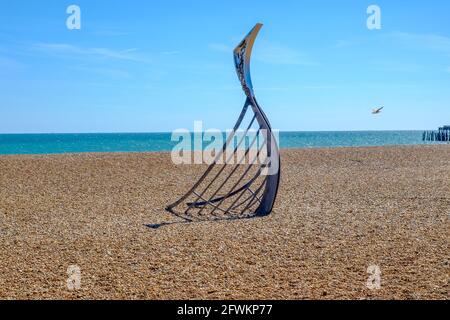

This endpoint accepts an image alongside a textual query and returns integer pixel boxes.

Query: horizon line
[0,129,435,135]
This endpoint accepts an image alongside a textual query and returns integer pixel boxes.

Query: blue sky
[0,0,449,133]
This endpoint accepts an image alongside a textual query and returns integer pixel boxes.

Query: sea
[0,131,442,155]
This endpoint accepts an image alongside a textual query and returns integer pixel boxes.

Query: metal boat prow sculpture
[166,23,280,221]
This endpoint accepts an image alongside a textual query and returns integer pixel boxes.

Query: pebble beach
[0,145,448,299]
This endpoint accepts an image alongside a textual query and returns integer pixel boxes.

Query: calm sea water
[0,131,438,155]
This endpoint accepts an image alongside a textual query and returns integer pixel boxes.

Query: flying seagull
[372,106,384,114]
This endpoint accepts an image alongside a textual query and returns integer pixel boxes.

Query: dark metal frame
[166,23,280,221]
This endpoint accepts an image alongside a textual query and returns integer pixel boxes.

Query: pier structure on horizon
[423,125,450,142]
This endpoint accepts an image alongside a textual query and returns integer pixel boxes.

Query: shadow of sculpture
[145,208,269,230]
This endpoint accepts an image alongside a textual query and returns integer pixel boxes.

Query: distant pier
[423,125,450,142]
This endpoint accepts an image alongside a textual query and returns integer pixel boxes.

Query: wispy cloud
[209,41,317,66]
[252,85,338,92]
[332,40,358,49]
[69,65,131,78]
[161,50,181,55]
[0,55,25,71]
[31,43,150,63]
[256,42,318,66]
[208,43,232,53]
[369,59,424,72]
[92,30,130,37]
[388,32,450,54]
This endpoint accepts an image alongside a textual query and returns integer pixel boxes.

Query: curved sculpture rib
[166,23,280,221]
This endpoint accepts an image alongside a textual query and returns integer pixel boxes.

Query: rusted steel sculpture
[166,23,280,221]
